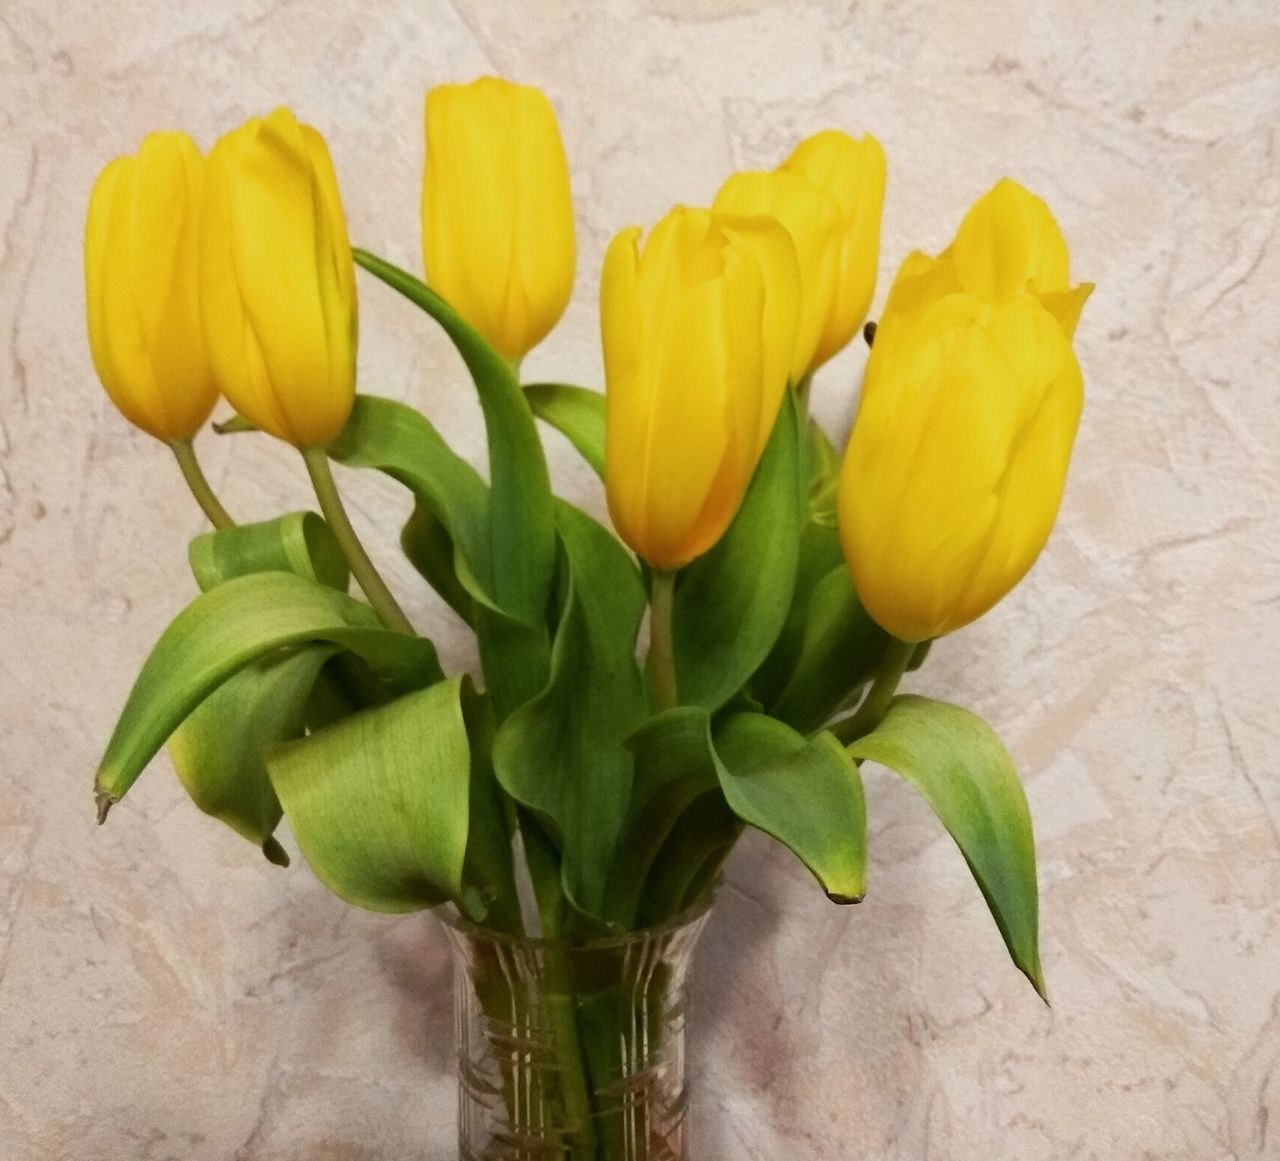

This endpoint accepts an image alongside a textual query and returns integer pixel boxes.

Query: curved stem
[647,570,678,712]
[169,440,234,530]
[301,446,416,635]
[832,637,915,743]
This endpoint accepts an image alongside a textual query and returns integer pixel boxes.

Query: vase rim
[437,885,717,950]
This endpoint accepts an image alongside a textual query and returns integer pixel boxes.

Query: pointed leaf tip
[95,783,115,825]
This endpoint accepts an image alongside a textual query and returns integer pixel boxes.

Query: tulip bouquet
[88,76,1088,1157]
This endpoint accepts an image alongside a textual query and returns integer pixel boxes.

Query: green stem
[301,446,415,635]
[832,637,915,743]
[169,440,234,530]
[647,570,678,713]
[539,894,601,1161]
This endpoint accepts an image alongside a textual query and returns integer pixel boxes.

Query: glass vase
[439,898,712,1161]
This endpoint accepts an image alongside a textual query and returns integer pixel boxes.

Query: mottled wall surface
[1,2,1277,1158]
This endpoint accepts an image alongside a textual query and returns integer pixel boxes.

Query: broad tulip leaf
[752,520,845,706]
[493,503,647,920]
[268,679,483,915]
[714,712,867,904]
[168,646,336,865]
[399,502,474,625]
[751,418,846,705]
[846,695,1045,998]
[96,571,442,812]
[805,417,841,529]
[328,395,547,718]
[188,512,348,593]
[328,395,489,602]
[672,390,805,712]
[636,791,740,927]
[523,382,605,478]
[768,564,890,733]
[353,250,556,629]
[605,706,722,925]
[474,602,551,722]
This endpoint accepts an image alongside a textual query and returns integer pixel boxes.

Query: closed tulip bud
[780,130,886,371]
[85,132,218,442]
[602,206,800,571]
[838,183,1090,642]
[423,77,576,363]
[712,169,841,384]
[201,108,357,447]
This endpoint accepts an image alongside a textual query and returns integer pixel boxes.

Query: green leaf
[188,511,349,593]
[846,695,1045,998]
[672,390,805,712]
[212,413,256,434]
[328,395,489,600]
[267,679,484,915]
[493,503,647,921]
[768,564,890,733]
[605,707,722,925]
[715,712,867,903]
[399,502,474,626]
[353,250,555,629]
[474,602,550,722]
[751,417,847,706]
[523,382,605,478]
[635,790,740,927]
[96,571,442,811]
[806,417,841,529]
[327,395,547,720]
[168,646,336,865]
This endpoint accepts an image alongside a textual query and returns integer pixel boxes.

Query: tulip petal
[201,109,356,447]
[423,78,575,360]
[85,134,218,441]
[783,130,887,369]
[948,177,1071,299]
[713,169,842,381]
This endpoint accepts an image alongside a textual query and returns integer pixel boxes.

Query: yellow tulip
[423,77,575,363]
[781,130,886,371]
[84,132,218,442]
[838,183,1090,642]
[712,169,841,383]
[200,108,357,447]
[602,206,800,571]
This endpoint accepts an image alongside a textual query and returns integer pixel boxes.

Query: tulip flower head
[200,107,358,448]
[423,77,576,363]
[85,131,218,442]
[602,206,800,571]
[780,130,886,371]
[712,169,841,384]
[838,180,1091,642]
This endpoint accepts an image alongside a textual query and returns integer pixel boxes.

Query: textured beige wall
[2,1,1278,1158]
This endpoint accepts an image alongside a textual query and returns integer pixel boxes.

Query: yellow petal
[423,77,575,361]
[947,177,1071,300]
[783,131,887,369]
[84,133,218,442]
[839,293,1082,640]
[202,109,356,446]
[713,170,842,381]
[718,213,800,455]
[602,207,774,570]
